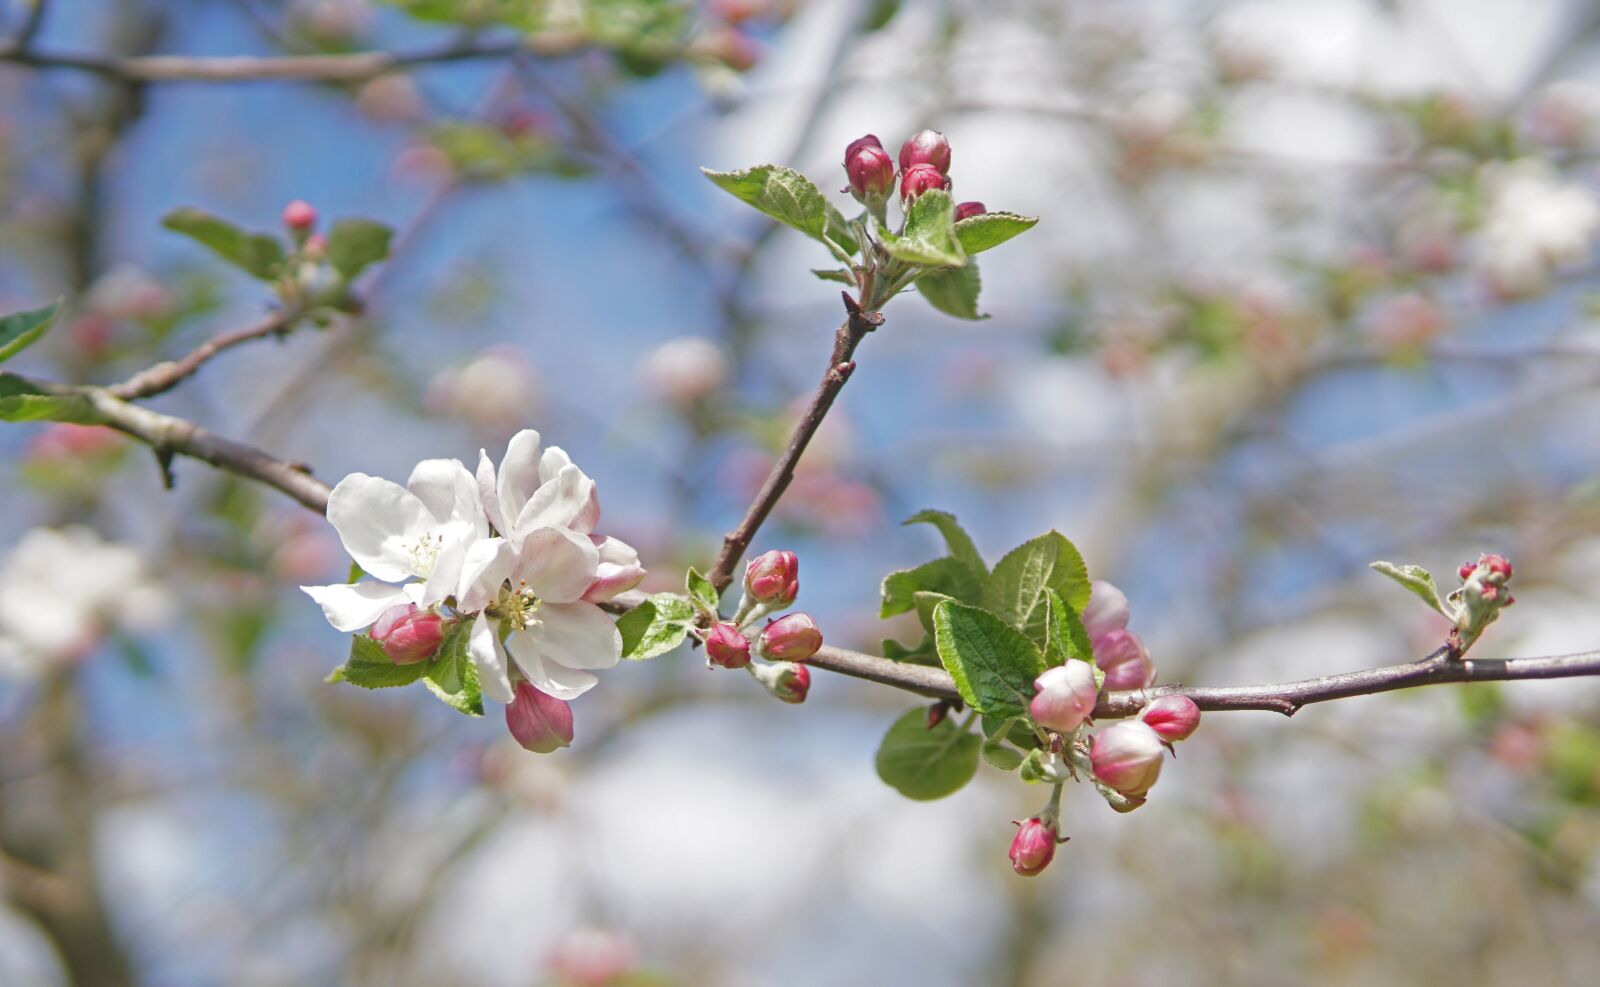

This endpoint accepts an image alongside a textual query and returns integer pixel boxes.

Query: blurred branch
[5,0,48,53]
[106,307,300,400]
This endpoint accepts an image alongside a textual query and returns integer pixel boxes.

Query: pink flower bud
[582,536,647,603]
[845,133,884,160]
[954,200,987,222]
[1479,553,1513,581]
[302,233,328,258]
[705,621,751,669]
[1080,580,1131,641]
[282,199,317,232]
[1009,817,1058,876]
[1458,562,1475,580]
[546,927,636,987]
[744,549,799,606]
[1139,694,1200,742]
[1092,629,1154,691]
[898,129,952,174]
[846,142,896,202]
[506,681,574,753]
[758,612,822,662]
[752,660,810,703]
[1090,720,1166,798]
[899,163,951,202]
[370,604,446,664]
[1030,661,1099,734]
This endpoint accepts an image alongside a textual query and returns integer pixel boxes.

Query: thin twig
[705,292,883,592]
[6,0,49,53]
[106,307,298,400]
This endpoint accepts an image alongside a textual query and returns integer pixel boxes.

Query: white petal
[526,601,622,671]
[515,525,599,603]
[326,474,433,582]
[593,535,639,566]
[407,458,487,538]
[496,429,543,531]
[505,631,599,701]
[469,613,514,704]
[301,581,410,633]
[476,449,504,535]
[513,464,595,534]
[457,537,516,613]
[538,445,574,484]
[416,535,466,608]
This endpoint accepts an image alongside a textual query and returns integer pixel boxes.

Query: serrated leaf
[912,590,956,636]
[811,268,856,285]
[162,207,286,280]
[881,557,983,619]
[874,707,981,800]
[701,164,855,256]
[1369,561,1449,617]
[0,374,105,424]
[916,262,985,320]
[331,634,428,688]
[617,593,696,660]
[0,300,63,365]
[1043,588,1093,665]
[421,620,483,716]
[933,600,1047,719]
[685,567,720,616]
[326,218,393,280]
[981,736,1026,771]
[878,189,965,267]
[954,212,1038,254]
[984,530,1090,639]
[903,509,986,577]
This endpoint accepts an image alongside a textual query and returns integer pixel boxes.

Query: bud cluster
[841,130,987,222]
[1451,552,1516,653]
[1083,580,1156,691]
[696,549,822,704]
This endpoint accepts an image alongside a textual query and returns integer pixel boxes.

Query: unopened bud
[744,549,799,606]
[1080,580,1131,641]
[1009,817,1058,876]
[751,659,810,703]
[1030,661,1099,734]
[899,163,951,202]
[954,200,987,222]
[758,612,822,662]
[506,681,574,753]
[1092,629,1154,691]
[582,536,647,603]
[1139,694,1200,742]
[898,129,952,174]
[1479,553,1513,581]
[1090,720,1165,798]
[845,141,896,203]
[282,199,317,232]
[370,604,446,664]
[302,233,328,258]
[705,621,751,669]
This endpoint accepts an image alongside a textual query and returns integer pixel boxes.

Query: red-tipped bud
[1139,694,1201,743]
[1009,817,1058,876]
[1458,562,1475,580]
[752,660,810,703]
[899,163,951,202]
[758,612,822,662]
[1090,720,1165,798]
[506,681,574,753]
[1479,553,1513,581]
[1092,629,1154,691]
[898,129,952,174]
[1030,661,1099,734]
[370,604,445,664]
[844,133,884,161]
[744,549,799,606]
[1081,580,1131,641]
[954,200,987,222]
[846,142,896,202]
[282,199,317,232]
[926,702,950,728]
[705,621,751,669]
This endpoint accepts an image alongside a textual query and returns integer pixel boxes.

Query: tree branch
[706,292,883,592]
[106,307,298,400]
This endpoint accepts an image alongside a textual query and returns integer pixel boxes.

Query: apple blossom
[582,536,647,603]
[1080,580,1130,641]
[370,604,447,664]
[954,200,986,221]
[283,199,317,232]
[1139,694,1201,743]
[898,129,952,174]
[705,621,751,669]
[744,549,798,607]
[1009,817,1058,877]
[900,163,950,202]
[758,612,822,662]
[1030,661,1099,734]
[845,136,895,203]
[506,680,575,753]
[1093,628,1155,691]
[750,659,809,703]
[475,429,600,546]
[1091,720,1166,799]
[640,336,729,408]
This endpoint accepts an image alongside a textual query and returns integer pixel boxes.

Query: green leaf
[1369,561,1450,616]
[811,268,857,285]
[878,189,965,267]
[1043,588,1094,665]
[903,509,986,578]
[685,567,721,616]
[912,590,956,636]
[0,374,105,424]
[981,735,1026,771]
[422,620,483,716]
[617,593,696,660]
[0,300,63,365]
[326,218,393,280]
[954,212,1038,255]
[701,164,855,257]
[329,634,428,689]
[874,707,981,800]
[882,635,939,666]
[916,262,985,320]
[1018,748,1050,783]
[162,207,286,280]
[984,531,1090,638]
[880,557,983,619]
[933,600,1047,719]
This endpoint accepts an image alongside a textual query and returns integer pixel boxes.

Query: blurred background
[4,0,1600,983]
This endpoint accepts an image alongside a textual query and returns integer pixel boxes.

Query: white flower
[300,459,488,633]
[1478,159,1600,296]
[0,526,169,679]
[639,336,728,407]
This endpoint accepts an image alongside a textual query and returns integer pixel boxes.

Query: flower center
[408,531,446,576]
[491,580,542,632]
